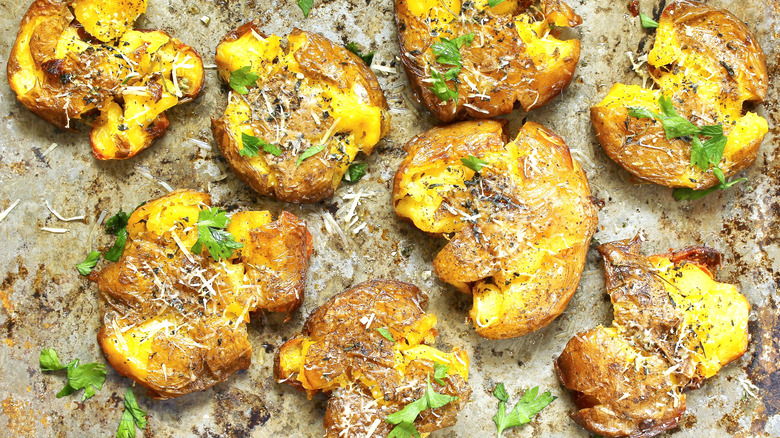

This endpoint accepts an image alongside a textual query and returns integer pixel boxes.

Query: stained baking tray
[0,0,778,436]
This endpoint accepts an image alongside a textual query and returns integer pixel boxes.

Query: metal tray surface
[0,0,778,436]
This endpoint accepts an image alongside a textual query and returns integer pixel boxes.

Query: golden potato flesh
[91,190,312,399]
[555,237,750,438]
[212,23,391,203]
[7,0,204,160]
[395,0,581,122]
[275,280,471,438]
[393,120,597,339]
[591,0,768,190]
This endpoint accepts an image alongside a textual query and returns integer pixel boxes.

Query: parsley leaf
[344,163,367,183]
[376,327,395,343]
[346,42,374,66]
[104,228,128,262]
[493,384,556,437]
[433,363,450,386]
[488,0,505,7]
[76,251,101,276]
[639,12,659,29]
[672,177,746,200]
[296,143,327,166]
[105,211,130,235]
[386,375,458,438]
[298,0,313,17]
[117,387,147,437]
[191,207,244,261]
[240,132,281,157]
[229,66,259,95]
[40,349,106,401]
[627,107,661,120]
[461,155,489,172]
[429,69,458,101]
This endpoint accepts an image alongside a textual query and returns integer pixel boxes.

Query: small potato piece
[591,0,768,190]
[555,237,750,438]
[275,280,471,438]
[212,22,390,203]
[395,0,581,122]
[91,190,312,399]
[393,120,598,339]
[7,0,204,160]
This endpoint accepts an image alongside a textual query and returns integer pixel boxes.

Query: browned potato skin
[274,280,471,438]
[92,190,312,399]
[7,0,204,159]
[395,0,581,122]
[555,237,749,437]
[212,23,390,203]
[591,0,768,189]
[393,120,598,339]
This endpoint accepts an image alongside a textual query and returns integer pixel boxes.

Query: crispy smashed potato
[555,237,750,437]
[393,120,597,339]
[212,22,390,203]
[7,0,204,159]
[395,0,581,122]
[591,0,768,189]
[91,190,312,399]
[275,280,471,437]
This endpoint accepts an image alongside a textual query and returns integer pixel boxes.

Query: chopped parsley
[629,94,745,198]
[297,0,313,17]
[493,383,555,437]
[346,42,374,66]
[433,362,450,386]
[191,207,244,261]
[488,0,505,7]
[344,163,367,183]
[116,387,147,438]
[460,155,489,172]
[240,132,281,157]
[76,251,101,276]
[105,211,130,235]
[386,375,459,438]
[229,66,259,95]
[376,327,395,343]
[429,33,475,102]
[297,143,327,166]
[639,12,659,29]
[39,348,106,401]
[104,228,128,262]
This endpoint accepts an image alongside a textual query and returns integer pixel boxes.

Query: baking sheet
[0,0,778,436]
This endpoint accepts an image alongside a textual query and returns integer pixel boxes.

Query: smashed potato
[7,0,204,159]
[395,0,581,122]
[591,0,768,189]
[275,280,471,437]
[555,237,750,437]
[91,190,312,399]
[212,23,390,203]
[393,120,597,339]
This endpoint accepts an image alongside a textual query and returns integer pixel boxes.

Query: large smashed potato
[393,120,597,339]
[7,0,204,160]
[591,0,768,189]
[91,190,312,399]
[212,23,390,203]
[275,280,471,437]
[395,0,581,122]
[555,237,750,437]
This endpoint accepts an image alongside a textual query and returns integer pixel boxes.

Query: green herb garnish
[386,375,459,438]
[297,143,327,166]
[344,163,367,183]
[297,0,313,17]
[429,69,458,102]
[639,12,659,29]
[76,251,101,276]
[488,0,505,7]
[229,66,260,95]
[493,383,556,437]
[104,228,128,262]
[346,42,374,66]
[116,387,147,438]
[105,211,129,235]
[433,363,450,386]
[376,327,395,343]
[191,207,244,261]
[460,155,489,172]
[428,33,474,102]
[39,348,107,401]
[240,132,282,157]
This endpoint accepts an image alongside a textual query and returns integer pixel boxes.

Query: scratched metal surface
[0,0,778,436]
